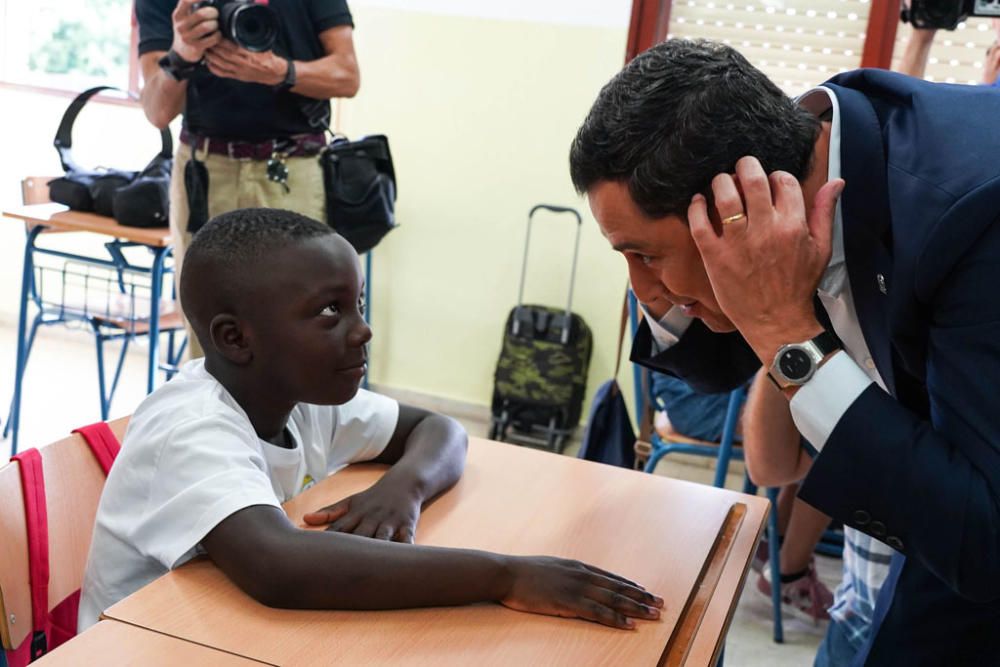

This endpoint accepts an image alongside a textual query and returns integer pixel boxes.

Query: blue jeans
[814,618,862,667]
[649,373,732,441]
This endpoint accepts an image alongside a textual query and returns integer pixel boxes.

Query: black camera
[193,0,278,52]
[902,0,1000,30]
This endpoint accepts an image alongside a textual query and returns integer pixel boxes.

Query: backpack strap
[71,423,121,477]
[10,449,50,661]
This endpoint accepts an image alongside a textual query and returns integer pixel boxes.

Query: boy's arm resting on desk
[303,405,468,543]
[200,504,663,628]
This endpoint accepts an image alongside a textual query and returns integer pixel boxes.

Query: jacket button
[886,536,904,551]
[869,521,887,537]
[853,510,871,526]
[877,273,888,294]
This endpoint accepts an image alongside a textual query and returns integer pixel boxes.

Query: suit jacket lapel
[827,82,897,397]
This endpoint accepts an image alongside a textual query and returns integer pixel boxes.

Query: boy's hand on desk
[303,483,420,543]
[500,556,663,629]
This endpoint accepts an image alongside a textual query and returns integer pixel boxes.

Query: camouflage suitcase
[489,205,593,453]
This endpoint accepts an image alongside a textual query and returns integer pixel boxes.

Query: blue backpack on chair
[578,295,635,468]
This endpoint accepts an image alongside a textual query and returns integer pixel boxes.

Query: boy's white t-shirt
[78,359,398,631]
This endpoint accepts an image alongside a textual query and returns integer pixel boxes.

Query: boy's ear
[208,313,253,365]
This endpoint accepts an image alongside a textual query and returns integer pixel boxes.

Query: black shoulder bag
[48,86,173,228]
[302,100,398,253]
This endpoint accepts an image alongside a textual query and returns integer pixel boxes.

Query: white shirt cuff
[789,350,873,451]
[641,304,694,354]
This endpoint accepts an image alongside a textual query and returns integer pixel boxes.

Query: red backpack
[4,422,120,666]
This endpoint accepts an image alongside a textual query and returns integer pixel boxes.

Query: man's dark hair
[569,39,820,218]
[179,208,336,338]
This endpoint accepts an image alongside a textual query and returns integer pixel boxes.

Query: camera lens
[224,3,278,52]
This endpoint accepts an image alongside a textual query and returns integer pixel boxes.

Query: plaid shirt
[827,527,894,649]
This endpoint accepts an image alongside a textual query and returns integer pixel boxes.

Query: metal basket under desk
[32,259,179,335]
[5,241,186,441]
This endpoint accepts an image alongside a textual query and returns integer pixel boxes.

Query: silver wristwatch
[767,331,841,389]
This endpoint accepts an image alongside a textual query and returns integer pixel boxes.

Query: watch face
[779,348,813,380]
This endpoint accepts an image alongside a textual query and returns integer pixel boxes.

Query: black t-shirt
[137,0,353,140]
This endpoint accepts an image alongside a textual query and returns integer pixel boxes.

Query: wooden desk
[2,204,175,454]
[104,438,768,666]
[3,203,171,247]
[33,619,267,666]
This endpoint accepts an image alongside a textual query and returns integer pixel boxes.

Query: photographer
[136,0,360,358]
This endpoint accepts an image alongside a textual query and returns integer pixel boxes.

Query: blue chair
[627,291,785,644]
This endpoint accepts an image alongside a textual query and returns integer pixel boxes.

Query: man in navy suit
[570,39,1000,664]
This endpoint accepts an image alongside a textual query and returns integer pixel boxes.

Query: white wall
[0,2,637,420]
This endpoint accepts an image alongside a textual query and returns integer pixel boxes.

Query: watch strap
[158,49,200,82]
[274,57,296,92]
[809,330,841,356]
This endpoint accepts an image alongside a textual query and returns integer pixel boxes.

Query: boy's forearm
[212,511,510,609]
[377,415,467,503]
[286,533,509,609]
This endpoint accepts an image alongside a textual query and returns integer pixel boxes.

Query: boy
[79,208,662,631]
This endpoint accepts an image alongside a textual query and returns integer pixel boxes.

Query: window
[667,0,872,96]
[0,0,139,95]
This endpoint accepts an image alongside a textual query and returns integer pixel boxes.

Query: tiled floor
[0,321,837,666]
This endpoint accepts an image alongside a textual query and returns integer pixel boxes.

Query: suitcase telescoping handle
[514,204,583,344]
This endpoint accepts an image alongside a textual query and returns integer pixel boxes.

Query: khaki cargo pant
[169,142,326,358]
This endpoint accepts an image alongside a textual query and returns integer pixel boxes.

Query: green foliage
[27,0,130,77]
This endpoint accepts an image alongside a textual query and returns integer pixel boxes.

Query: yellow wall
[0,5,636,419]
[338,6,633,411]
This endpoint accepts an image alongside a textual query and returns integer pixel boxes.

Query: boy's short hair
[185,208,334,267]
[179,208,337,345]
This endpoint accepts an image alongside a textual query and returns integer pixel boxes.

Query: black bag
[319,134,397,254]
[577,296,636,469]
[48,86,172,228]
[578,380,636,469]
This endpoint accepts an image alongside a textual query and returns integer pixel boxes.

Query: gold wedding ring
[721,213,747,225]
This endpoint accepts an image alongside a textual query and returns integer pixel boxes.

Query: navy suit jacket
[633,69,1000,664]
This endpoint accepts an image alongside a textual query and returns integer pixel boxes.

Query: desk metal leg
[146,247,169,394]
[10,226,44,456]
[4,313,45,440]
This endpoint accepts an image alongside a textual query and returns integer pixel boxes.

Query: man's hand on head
[302,482,421,543]
[171,0,222,63]
[204,40,287,86]
[686,155,844,365]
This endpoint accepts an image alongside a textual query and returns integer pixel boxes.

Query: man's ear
[208,313,253,365]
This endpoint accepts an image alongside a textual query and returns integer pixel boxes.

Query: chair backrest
[20,177,56,206]
[0,417,129,650]
[0,461,30,650]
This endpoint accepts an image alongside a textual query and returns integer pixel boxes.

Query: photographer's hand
[204,40,287,86]
[896,27,937,78]
[171,0,221,63]
[983,41,1000,85]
